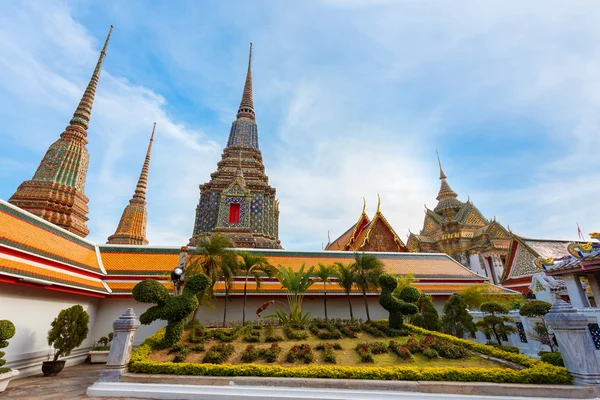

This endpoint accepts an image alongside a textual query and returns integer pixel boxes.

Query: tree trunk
[243,276,248,326]
[347,292,354,320]
[362,287,370,322]
[223,287,229,326]
[323,282,328,320]
[492,325,501,345]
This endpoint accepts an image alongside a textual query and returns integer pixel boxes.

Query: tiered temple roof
[191,43,281,249]
[0,199,508,298]
[8,26,113,238]
[107,123,156,245]
[326,197,408,252]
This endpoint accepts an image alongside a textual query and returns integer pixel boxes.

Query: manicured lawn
[145,326,500,369]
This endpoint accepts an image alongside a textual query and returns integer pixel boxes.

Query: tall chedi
[107,123,156,245]
[9,26,113,238]
[191,43,281,249]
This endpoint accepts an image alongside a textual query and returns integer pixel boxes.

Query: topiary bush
[540,352,564,367]
[378,274,419,329]
[0,320,16,374]
[47,305,90,362]
[133,274,211,347]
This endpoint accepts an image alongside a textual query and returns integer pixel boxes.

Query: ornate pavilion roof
[0,199,505,298]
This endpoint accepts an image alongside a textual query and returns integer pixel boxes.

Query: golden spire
[107,123,155,245]
[436,149,447,180]
[236,42,255,121]
[362,197,367,215]
[69,25,113,132]
[132,122,155,202]
[434,151,462,214]
[376,194,381,213]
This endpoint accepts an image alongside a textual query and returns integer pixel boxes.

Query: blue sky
[0,0,599,249]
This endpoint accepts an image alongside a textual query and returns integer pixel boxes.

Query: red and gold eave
[0,199,514,298]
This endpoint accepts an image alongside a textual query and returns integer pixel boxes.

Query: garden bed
[129,321,571,384]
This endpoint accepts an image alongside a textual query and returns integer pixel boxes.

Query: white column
[563,274,590,309]
[587,273,600,308]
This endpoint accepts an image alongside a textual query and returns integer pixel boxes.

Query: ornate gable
[422,211,441,234]
[356,212,407,252]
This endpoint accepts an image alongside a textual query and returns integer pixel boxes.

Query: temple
[326,196,408,252]
[190,43,281,249]
[406,154,512,281]
[106,123,156,245]
[8,26,113,238]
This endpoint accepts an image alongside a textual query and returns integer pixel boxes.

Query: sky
[0,0,599,249]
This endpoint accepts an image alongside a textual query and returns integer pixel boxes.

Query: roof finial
[133,122,156,201]
[377,193,381,213]
[237,42,255,121]
[327,230,331,244]
[69,25,113,131]
[436,149,447,180]
[362,197,367,215]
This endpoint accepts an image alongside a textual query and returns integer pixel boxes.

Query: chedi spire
[434,151,463,214]
[9,25,114,237]
[237,42,255,121]
[107,123,156,245]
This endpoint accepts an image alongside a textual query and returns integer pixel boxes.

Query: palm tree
[220,257,239,325]
[274,264,315,325]
[237,252,272,326]
[315,263,334,320]
[334,262,355,320]
[352,252,385,322]
[187,235,236,321]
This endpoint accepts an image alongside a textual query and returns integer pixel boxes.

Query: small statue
[132,274,211,347]
[378,274,419,329]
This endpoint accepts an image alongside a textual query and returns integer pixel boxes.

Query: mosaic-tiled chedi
[107,123,156,245]
[8,26,113,238]
[190,44,282,249]
[406,154,511,281]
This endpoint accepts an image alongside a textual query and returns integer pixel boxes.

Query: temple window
[228,203,241,224]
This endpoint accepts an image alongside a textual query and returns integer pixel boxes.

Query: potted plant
[0,320,18,392]
[43,305,90,376]
[89,332,113,363]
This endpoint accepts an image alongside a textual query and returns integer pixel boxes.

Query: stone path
[2,364,137,399]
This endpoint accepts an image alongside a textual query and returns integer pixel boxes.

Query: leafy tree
[315,263,335,320]
[519,300,557,352]
[47,305,90,362]
[459,283,519,310]
[392,272,418,298]
[378,274,419,329]
[441,294,476,338]
[187,235,237,321]
[476,302,518,346]
[334,262,356,320]
[410,294,442,331]
[237,252,272,326]
[352,253,385,321]
[271,264,316,326]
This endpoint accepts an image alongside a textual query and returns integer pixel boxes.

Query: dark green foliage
[519,300,552,318]
[285,344,314,363]
[540,352,564,367]
[487,343,520,354]
[242,343,282,363]
[0,320,16,372]
[360,322,386,337]
[309,319,342,339]
[441,294,476,338]
[47,305,90,362]
[422,348,439,359]
[340,326,359,338]
[355,342,374,362]
[388,340,411,359]
[172,346,191,363]
[203,343,235,364]
[284,325,309,340]
[242,325,262,342]
[192,343,205,352]
[411,295,442,332]
[368,341,388,354]
[421,336,468,359]
[353,253,386,321]
[315,343,340,363]
[264,325,283,342]
[476,302,517,346]
[378,274,419,329]
[133,274,211,347]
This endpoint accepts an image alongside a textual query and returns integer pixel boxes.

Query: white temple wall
[468,254,488,280]
[0,282,101,377]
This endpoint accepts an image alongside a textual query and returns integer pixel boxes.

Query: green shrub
[420,336,468,359]
[0,320,15,373]
[411,295,442,332]
[286,344,314,364]
[133,274,211,347]
[309,320,342,340]
[355,343,374,362]
[203,343,235,364]
[192,343,205,352]
[47,305,90,362]
[487,343,520,354]
[315,343,339,363]
[264,325,284,342]
[422,348,439,359]
[388,340,411,360]
[441,294,476,338]
[340,326,358,338]
[173,346,191,363]
[540,352,564,367]
[378,274,419,329]
[284,325,309,340]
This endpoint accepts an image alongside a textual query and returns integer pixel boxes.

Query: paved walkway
[3,363,137,399]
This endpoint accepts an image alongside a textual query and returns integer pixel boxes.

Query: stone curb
[121,373,599,399]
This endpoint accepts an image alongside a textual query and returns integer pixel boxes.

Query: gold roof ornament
[590,232,600,240]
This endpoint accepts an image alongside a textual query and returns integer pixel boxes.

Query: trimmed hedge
[540,352,564,367]
[129,326,572,384]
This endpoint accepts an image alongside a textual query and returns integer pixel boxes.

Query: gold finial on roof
[362,197,366,214]
[327,230,331,244]
[377,193,381,213]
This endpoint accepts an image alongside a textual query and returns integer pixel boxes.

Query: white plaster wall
[0,282,100,377]
[469,254,488,280]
